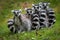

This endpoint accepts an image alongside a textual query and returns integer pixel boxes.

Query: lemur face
[11,9,22,17]
[39,2,50,9]
[43,2,50,8]
[25,8,34,15]
[32,4,40,11]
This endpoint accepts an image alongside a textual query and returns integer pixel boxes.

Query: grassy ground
[0,0,60,40]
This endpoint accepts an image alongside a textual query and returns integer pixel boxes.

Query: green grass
[0,0,60,40]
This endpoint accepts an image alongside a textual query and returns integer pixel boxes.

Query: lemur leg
[27,23,31,31]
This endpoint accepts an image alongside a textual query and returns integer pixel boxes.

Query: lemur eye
[17,12,20,13]
[13,12,15,14]
[34,7,35,9]
[13,12,16,15]
[30,11,32,13]
[27,11,29,13]
[43,4,44,6]
[37,7,39,9]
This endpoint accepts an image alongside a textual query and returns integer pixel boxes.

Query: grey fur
[12,10,32,33]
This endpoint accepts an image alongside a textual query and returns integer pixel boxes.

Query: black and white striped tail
[32,13,40,30]
[47,9,56,27]
[7,19,17,33]
[39,9,48,28]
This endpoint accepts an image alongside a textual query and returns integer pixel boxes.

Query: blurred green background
[0,0,60,40]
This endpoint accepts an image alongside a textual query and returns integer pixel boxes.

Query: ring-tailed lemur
[8,9,23,33]
[32,2,56,28]
[25,7,40,30]
[25,8,34,20]
[8,9,32,33]
[32,4,41,30]
[32,4,47,28]
[39,2,56,27]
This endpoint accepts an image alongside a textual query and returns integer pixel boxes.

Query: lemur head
[25,8,35,15]
[32,4,40,11]
[39,2,50,9]
[11,9,22,17]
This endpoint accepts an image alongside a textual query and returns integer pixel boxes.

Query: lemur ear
[24,8,27,11]
[48,3,50,5]
[11,10,14,13]
[32,4,35,6]
[32,8,35,13]
[32,7,34,10]
[19,9,22,12]
[39,2,42,4]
